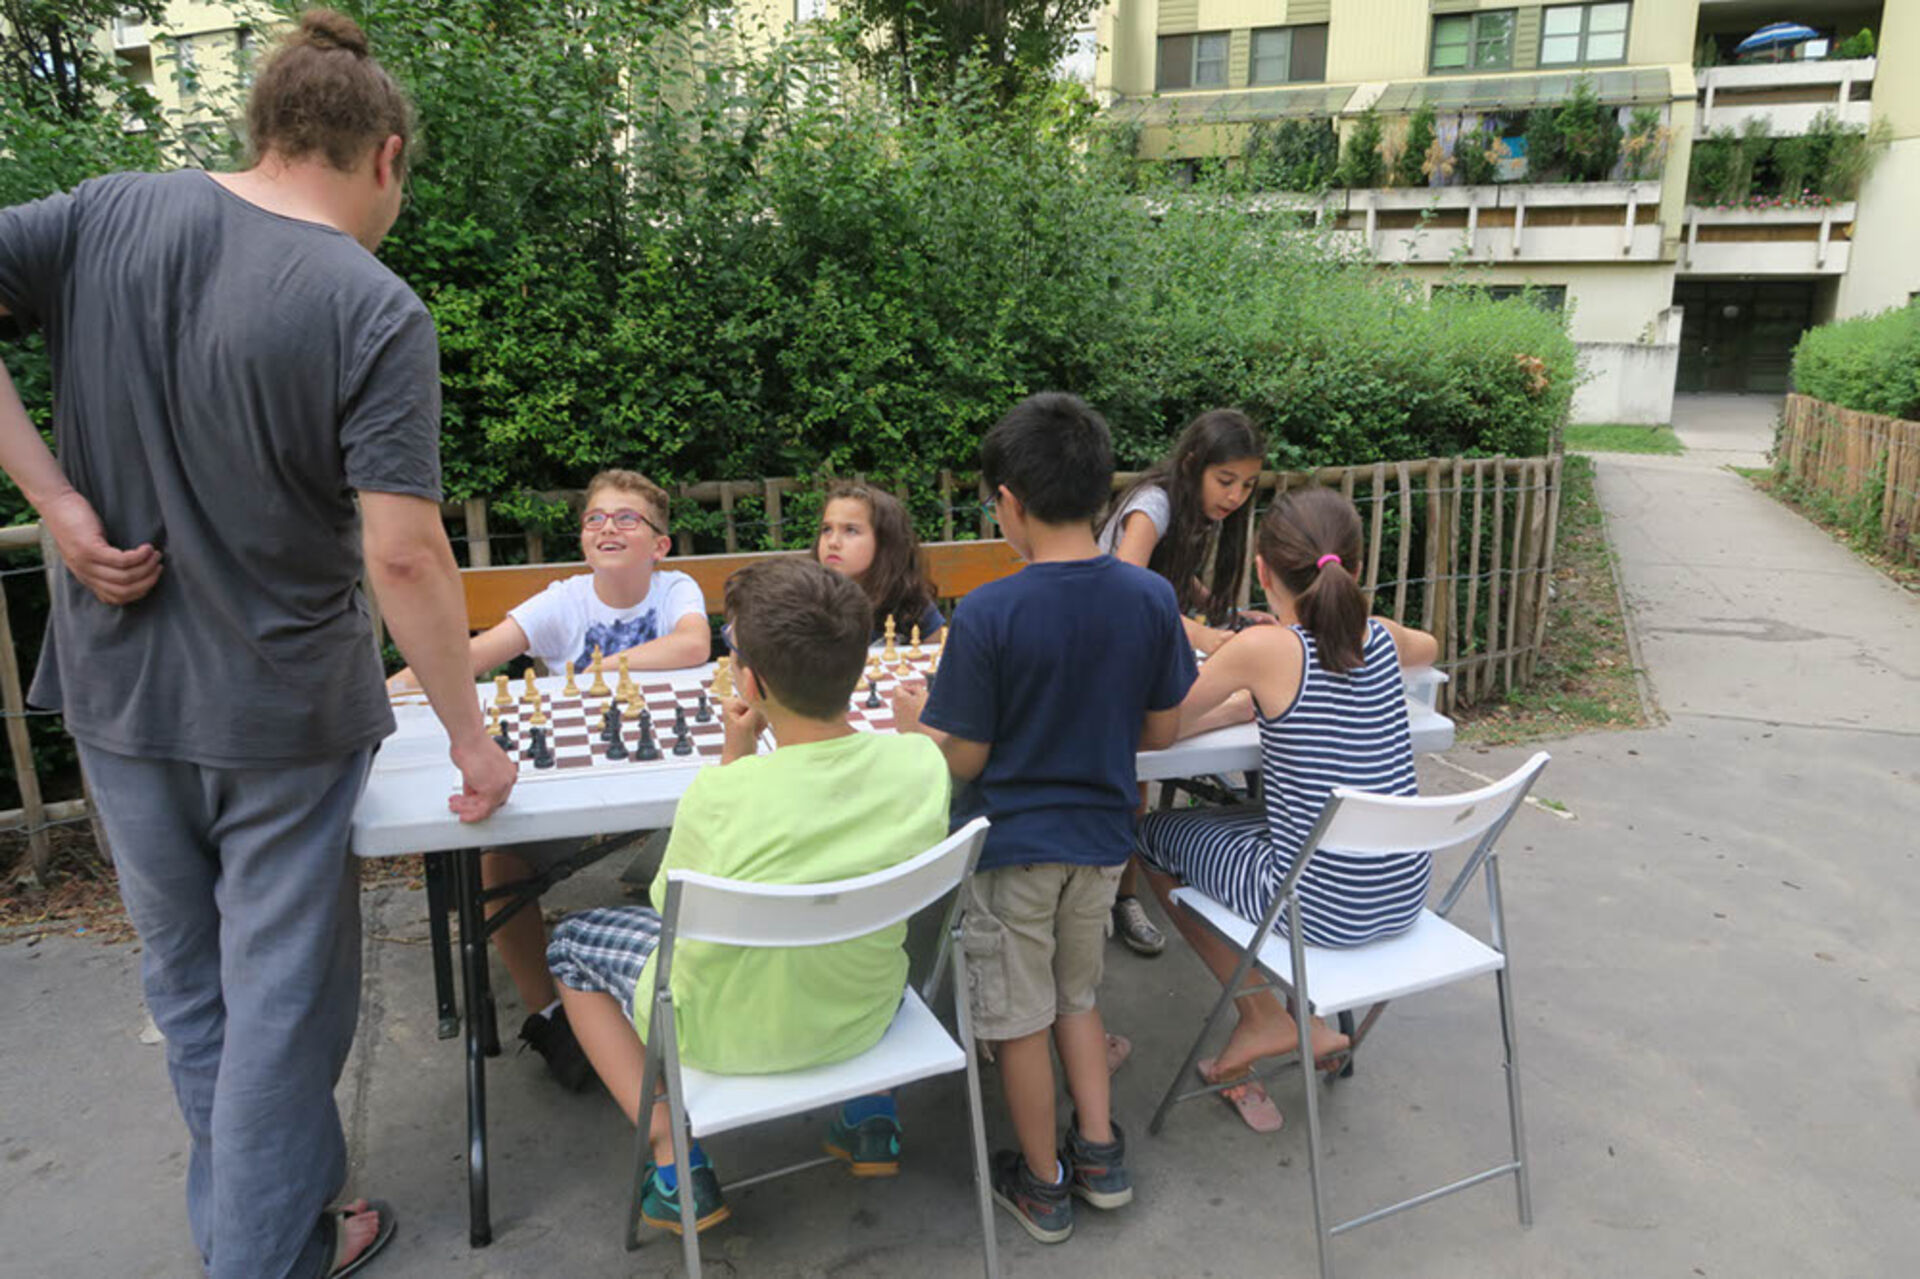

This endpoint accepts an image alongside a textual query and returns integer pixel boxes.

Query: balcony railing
[1680,201,1855,276]
[1696,57,1875,137]
[1332,181,1664,265]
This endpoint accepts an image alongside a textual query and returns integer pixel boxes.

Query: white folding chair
[1148,752,1551,1279]
[626,816,998,1278]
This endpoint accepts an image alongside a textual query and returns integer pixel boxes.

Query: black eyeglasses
[582,508,666,537]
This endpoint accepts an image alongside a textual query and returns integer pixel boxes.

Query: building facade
[1094,0,1915,420]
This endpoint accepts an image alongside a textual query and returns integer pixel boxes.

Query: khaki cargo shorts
[961,862,1125,1042]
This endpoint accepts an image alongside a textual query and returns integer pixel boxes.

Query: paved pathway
[4,394,1918,1276]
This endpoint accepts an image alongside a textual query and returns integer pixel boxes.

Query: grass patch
[1564,422,1685,455]
[1452,453,1650,747]
[1741,469,1920,595]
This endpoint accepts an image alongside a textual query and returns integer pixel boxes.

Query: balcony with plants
[1681,108,1888,276]
[1216,79,1672,265]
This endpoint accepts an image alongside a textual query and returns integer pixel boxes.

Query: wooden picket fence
[2,453,1564,875]
[1776,394,1920,564]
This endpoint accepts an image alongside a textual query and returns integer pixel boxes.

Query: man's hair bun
[297,8,370,57]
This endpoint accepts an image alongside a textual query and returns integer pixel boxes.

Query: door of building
[1675,281,1816,393]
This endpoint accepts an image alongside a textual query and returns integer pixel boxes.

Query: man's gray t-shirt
[0,170,441,766]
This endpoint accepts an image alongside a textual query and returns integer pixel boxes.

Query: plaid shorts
[546,905,663,1021]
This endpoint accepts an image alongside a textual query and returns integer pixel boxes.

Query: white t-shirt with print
[509,569,707,674]
[1097,483,1172,555]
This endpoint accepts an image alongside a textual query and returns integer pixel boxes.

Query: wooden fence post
[1365,462,1386,596]
[0,539,49,877]
[1393,461,1413,621]
[463,497,491,568]
[1527,453,1565,683]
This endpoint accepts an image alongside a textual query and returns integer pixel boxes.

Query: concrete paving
[5,394,1919,1277]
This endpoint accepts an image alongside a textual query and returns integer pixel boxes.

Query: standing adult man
[0,10,513,1277]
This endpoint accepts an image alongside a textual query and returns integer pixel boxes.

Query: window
[1540,3,1629,66]
[1436,283,1568,312]
[1430,10,1516,72]
[1157,31,1230,91]
[1249,24,1329,85]
[1058,25,1098,84]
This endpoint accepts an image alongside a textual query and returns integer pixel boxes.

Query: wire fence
[2,451,1564,876]
[1776,394,1920,565]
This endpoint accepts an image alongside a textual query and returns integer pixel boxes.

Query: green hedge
[1791,305,1920,421]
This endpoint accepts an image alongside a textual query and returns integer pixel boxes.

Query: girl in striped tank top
[1136,487,1438,1131]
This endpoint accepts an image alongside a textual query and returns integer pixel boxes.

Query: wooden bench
[458,538,1025,630]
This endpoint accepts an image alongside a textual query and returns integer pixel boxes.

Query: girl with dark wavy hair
[814,481,945,643]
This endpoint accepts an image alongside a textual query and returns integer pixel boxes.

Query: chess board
[484,678,725,780]
[843,649,941,733]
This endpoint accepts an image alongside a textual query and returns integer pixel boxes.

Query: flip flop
[321,1198,396,1278]
[1197,1058,1283,1134]
[1106,1033,1132,1075]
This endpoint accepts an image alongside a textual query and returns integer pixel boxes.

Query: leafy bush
[1523,107,1563,181]
[1834,28,1876,59]
[1339,110,1385,188]
[1393,105,1436,188]
[1241,118,1339,193]
[1687,110,1888,205]
[1553,80,1622,182]
[1453,122,1504,186]
[1620,106,1667,181]
[1792,305,1920,421]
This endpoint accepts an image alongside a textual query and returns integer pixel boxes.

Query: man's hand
[447,734,515,822]
[719,695,766,764]
[888,677,929,733]
[40,489,162,605]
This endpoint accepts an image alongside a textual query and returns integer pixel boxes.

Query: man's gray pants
[81,743,375,1279]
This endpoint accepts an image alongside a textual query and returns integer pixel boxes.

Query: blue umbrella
[1735,22,1820,55]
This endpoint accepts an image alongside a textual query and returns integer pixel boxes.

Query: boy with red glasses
[390,468,710,1086]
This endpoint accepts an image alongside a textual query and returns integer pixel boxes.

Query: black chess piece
[695,689,711,723]
[494,717,515,752]
[600,704,617,743]
[530,725,555,770]
[864,678,882,709]
[604,704,627,759]
[635,709,661,761]
[671,705,693,756]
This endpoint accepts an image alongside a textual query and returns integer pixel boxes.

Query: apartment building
[1096,0,1916,419]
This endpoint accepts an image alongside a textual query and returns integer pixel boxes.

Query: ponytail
[1257,488,1368,674]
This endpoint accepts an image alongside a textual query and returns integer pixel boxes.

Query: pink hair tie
[1316,553,1342,569]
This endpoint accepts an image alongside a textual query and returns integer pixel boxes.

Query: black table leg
[424,853,459,1040]
[451,850,494,1247]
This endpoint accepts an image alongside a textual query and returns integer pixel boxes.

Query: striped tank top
[1256,619,1429,946]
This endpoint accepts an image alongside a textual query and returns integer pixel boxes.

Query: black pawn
[635,709,661,761]
[864,678,882,709]
[695,689,711,723]
[530,725,555,770]
[600,704,617,743]
[671,705,693,756]
[495,717,515,752]
[604,704,627,759]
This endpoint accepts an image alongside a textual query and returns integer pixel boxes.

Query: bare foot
[330,1199,381,1274]
[1214,1007,1349,1079]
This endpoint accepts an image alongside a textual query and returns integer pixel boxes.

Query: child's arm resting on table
[388,617,529,692]
[1378,617,1439,668]
[888,680,990,781]
[623,610,712,670]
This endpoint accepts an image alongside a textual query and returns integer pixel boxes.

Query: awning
[1106,84,1358,126]
[1371,67,1673,113]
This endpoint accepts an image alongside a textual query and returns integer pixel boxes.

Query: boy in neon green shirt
[547,558,950,1236]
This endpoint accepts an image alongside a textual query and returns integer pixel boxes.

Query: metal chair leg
[1487,857,1533,1226]
[952,947,1000,1279]
[1290,899,1335,1279]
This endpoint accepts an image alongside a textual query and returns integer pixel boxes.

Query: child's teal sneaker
[640,1158,730,1235]
[824,1112,903,1178]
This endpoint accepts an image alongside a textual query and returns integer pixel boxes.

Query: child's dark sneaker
[1063,1119,1133,1210]
[518,1006,592,1092]
[990,1149,1073,1243]
[639,1159,730,1235]
[824,1113,903,1178]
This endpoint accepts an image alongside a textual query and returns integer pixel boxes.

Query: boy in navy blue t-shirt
[891,393,1195,1244]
